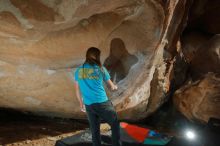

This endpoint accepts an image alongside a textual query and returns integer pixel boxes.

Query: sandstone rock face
[2,0,218,122]
[173,73,220,123]
[0,0,174,120]
[173,32,220,123]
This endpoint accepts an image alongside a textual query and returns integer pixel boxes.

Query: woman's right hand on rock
[80,103,86,112]
[113,84,118,90]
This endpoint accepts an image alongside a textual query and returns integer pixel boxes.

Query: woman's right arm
[102,67,117,91]
[106,79,118,91]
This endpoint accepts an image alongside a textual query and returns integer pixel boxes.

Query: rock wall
[173,33,220,123]
[0,0,219,122]
[174,73,220,123]
[0,0,167,120]
[173,0,220,123]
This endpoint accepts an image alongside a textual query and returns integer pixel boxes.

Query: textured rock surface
[1,0,219,122]
[173,32,220,122]
[173,73,220,123]
[0,0,170,120]
[172,0,220,123]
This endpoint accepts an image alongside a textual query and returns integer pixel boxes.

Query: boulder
[175,32,220,122]
[173,73,220,123]
[0,0,191,120]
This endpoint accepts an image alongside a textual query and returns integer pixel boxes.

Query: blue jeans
[85,100,121,146]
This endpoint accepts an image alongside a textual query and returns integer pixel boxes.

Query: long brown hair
[83,47,105,80]
[84,47,102,67]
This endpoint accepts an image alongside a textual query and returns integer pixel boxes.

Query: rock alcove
[0,0,219,123]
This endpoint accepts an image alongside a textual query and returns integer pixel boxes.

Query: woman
[74,47,121,146]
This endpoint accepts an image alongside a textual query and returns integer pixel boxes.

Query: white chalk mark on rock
[0,72,5,77]
[0,0,33,29]
[24,97,41,105]
[46,69,56,75]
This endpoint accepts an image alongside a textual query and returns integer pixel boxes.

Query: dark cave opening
[104,38,138,83]
[181,0,220,81]
[141,0,220,145]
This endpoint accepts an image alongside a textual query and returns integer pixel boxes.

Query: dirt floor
[0,102,204,146]
[0,108,88,146]
[0,101,180,146]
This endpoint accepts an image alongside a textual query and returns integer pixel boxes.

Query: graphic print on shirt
[78,68,99,80]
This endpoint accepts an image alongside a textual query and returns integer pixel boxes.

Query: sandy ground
[0,103,188,146]
[0,108,88,146]
[3,132,81,146]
